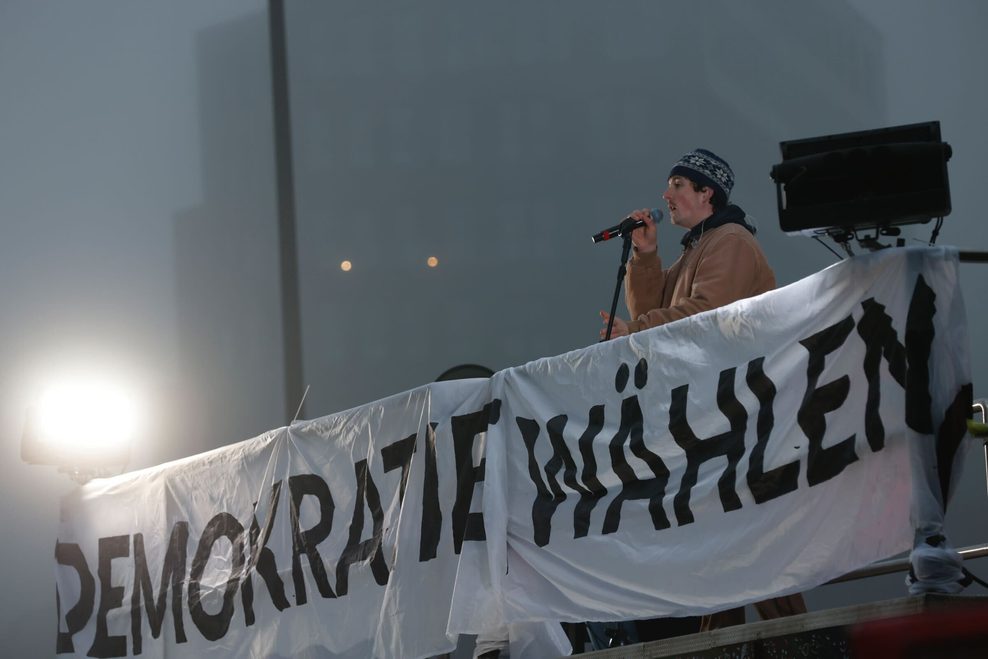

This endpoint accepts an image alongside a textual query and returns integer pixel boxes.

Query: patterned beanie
[669,148,734,206]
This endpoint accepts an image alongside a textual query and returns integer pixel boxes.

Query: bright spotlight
[426,256,439,268]
[21,377,143,480]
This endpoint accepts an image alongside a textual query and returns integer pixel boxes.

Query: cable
[814,235,841,259]
[813,235,844,261]
[962,567,988,590]
[929,217,944,245]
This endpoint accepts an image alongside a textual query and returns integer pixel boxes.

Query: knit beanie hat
[669,148,734,207]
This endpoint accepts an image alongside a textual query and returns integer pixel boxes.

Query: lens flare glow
[35,378,143,449]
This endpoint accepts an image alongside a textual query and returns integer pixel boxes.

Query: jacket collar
[680,204,755,249]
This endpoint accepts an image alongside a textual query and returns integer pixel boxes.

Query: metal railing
[827,544,988,585]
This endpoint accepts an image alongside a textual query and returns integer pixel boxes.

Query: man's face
[662,175,713,229]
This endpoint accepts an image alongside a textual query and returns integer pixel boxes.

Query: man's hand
[599,311,629,340]
[628,208,658,253]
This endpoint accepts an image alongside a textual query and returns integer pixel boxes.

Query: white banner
[55,247,972,658]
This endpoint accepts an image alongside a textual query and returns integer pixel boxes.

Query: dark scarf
[680,204,756,249]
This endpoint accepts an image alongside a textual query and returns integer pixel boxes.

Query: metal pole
[268,0,306,422]
[959,251,988,263]
[826,544,988,585]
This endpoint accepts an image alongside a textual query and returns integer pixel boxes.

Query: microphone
[591,208,663,244]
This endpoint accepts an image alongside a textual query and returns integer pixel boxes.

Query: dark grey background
[2,1,986,655]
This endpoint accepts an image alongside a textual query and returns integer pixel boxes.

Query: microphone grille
[650,208,664,223]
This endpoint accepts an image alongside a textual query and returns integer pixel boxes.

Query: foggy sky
[2,1,987,655]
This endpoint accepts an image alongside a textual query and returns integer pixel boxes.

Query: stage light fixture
[770,121,952,243]
[21,377,143,482]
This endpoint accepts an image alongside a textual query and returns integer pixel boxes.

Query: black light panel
[770,121,952,236]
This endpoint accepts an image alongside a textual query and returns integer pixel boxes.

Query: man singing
[600,148,806,630]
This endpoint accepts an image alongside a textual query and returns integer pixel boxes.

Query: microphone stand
[602,233,634,342]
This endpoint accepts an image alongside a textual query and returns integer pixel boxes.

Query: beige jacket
[624,223,775,332]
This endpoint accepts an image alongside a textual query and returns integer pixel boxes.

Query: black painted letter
[603,397,671,534]
[188,513,245,642]
[419,423,442,561]
[799,315,859,485]
[242,481,290,626]
[745,357,799,503]
[335,459,390,596]
[288,474,336,604]
[88,535,129,657]
[670,368,747,526]
[450,400,501,553]
[55,541,95,654]
[131,522,189,653]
